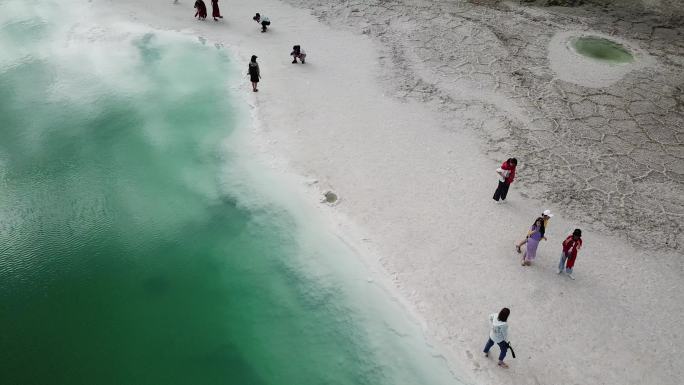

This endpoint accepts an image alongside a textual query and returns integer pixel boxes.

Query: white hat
[543,209,554,218]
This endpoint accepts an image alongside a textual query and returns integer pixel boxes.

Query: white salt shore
[104,1,683,384]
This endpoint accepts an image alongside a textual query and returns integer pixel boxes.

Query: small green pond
[572,36,634,63]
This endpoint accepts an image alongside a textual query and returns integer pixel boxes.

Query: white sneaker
[557,268,563,274]
[567,273,575,280]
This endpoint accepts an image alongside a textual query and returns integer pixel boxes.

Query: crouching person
[253,13,270,32]
[291,45,306,64]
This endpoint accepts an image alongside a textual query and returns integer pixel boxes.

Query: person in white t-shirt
[483,307,511,368]
[253,13,271,32]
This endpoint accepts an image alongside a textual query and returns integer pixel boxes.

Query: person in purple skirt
[521,217,546,266]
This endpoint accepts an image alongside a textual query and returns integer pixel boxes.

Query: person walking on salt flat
[248,55,260,92]
[484,308,511,368]
[558,229,583,280]
[211,0,223,21]
[516,209,553,253]
[521,217,546,266]
[253,13,271,32]
[493,158,517,202]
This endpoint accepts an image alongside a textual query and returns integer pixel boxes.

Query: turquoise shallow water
[0,2,460,385]
[572,36,634,63]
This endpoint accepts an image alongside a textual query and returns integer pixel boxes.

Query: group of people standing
[514,209,582,278]
[193,0,223,21]
[485,158,586,368]
[492,157,584,279]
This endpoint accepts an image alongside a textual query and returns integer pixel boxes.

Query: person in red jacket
[558,229,583,279]
[493,158,517,202]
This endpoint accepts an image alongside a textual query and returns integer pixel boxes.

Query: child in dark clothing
[291,45,306,64]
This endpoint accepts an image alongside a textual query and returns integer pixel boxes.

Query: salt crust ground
[284,0,684,254]
[102,1,682,384]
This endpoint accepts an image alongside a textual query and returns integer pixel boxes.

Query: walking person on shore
[493,158,517,202]
[211,0,223,21]
[484,308,511,368]
[194,0,207,20]
[248,55,260,92]
[516,209,553,253]
[558,229,583,279]
[253,13,271,32]
[521,217,546,266]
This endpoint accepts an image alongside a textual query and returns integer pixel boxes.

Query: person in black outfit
[194,0,207,20]
[248,55,260,92]
[290,45,306,64]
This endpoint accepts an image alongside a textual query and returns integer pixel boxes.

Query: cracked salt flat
[283,0,684,253]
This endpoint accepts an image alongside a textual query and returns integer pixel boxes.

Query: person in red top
[558,229,583,279]
[493,158,517,202]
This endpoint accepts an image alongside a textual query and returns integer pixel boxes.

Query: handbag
[507,341,516,358]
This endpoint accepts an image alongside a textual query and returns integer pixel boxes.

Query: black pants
[493,181,510,201]
[261,21,270,31]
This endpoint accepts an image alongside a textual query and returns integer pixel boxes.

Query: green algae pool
[0,1,460,384]
[572,36,634,63]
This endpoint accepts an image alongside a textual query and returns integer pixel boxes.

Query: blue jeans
[558,252,573,274]
[484,338,508,361]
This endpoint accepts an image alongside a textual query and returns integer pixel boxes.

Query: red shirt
[562,236,583,258]
[501,161,516,184]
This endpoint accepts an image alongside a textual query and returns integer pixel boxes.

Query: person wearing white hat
[515,209,553,253]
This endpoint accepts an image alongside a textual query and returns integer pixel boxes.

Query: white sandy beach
[103,1,683,384]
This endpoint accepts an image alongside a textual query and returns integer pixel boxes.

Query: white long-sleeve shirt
[496,167,510,183]
[489,313,508,343]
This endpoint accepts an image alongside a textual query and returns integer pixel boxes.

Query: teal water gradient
[0,2,460,385]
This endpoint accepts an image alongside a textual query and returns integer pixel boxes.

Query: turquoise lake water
[0,1,461,384]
